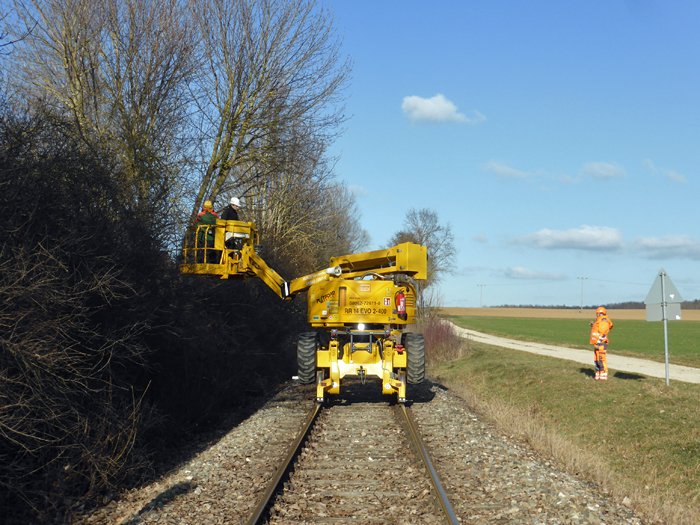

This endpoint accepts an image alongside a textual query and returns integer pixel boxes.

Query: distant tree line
[0,1,368,523]
[494,300,700,310]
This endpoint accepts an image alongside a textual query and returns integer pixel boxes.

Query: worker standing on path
[589,307,613,381]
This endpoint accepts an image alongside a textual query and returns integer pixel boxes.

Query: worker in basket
[220,196,241,221]
[220,197,243,251]
[195,200,220,263]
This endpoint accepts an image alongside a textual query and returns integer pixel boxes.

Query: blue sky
[327,0,700,308]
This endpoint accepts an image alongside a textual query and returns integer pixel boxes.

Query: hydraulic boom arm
[180,220,427,299]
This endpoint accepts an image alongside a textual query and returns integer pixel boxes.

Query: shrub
[417,311,470,366]
[0,104,306,523]
[0,106,164,522]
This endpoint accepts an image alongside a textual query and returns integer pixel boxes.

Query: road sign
[645,302,682,322]
[644,268,683,386]
[644,268,683,306]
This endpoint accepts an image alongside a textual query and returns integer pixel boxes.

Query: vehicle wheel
[405,333,425,385]
[297,332,318,385]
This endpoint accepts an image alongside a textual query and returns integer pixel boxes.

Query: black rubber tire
[405,333,425,385]
[297,332,318,385]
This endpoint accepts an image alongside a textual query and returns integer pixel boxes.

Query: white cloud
[349,185,369,197]
[644,159,687,183]
[504,267,567,280]
[513,225,624,252]
[666,171,687,183]
[580,162,626,180]
[401,94,485,124]
[481,162,626,184]
[559,174,579,185]
[472,234,488,243]
[456,265,490,276]
[481,161,530,179]
[634,235,700,260]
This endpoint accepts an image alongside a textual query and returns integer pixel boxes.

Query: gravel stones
[77,379,645,524]
[410,383,643,525]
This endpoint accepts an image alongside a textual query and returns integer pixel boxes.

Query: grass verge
[427,324,700,525]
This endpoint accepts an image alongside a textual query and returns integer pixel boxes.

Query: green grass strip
[448,315,700,368]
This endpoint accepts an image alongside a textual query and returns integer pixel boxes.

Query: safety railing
[182,220,259,267]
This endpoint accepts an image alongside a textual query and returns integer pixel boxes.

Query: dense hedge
[0,108,304,523]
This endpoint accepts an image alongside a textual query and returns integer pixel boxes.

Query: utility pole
[477,284,485,308]
[577,277,587,313]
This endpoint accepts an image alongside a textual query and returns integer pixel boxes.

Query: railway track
[75,379,645,525]
[247,378,458,525]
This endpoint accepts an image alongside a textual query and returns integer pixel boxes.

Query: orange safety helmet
[596,306,607,315]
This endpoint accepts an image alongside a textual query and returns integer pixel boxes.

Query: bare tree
[388,208,457,307]
[6,0,357,262]
[98,0,199,217]
[188,0,351,223]
[317,181,371,258]
[241,124,369,275]
[5,0,198,220]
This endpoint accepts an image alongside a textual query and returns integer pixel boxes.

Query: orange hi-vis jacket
[590,315,613,346]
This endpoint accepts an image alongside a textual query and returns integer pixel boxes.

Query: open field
[441,308,700,368]
[441,307,700,321]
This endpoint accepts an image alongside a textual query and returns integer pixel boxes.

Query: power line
[578,277,587,313]
[587,278,648,286]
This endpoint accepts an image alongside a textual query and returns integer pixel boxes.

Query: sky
[325,0,700,308]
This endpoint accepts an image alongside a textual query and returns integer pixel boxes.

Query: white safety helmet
[230,197,241,207]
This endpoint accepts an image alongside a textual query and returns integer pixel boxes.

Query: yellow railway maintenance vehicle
[181,219,427,403]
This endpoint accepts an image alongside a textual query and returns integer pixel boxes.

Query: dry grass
[430,326,700,525]
[441,307,700,321]
[442,378,700,525]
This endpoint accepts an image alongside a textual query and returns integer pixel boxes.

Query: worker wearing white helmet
[220,197,243,251]
[220,196,241,221]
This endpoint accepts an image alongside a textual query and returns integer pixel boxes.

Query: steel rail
[245,402,322,525]
[398,404,459,525]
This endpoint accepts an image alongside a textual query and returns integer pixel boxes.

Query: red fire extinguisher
[396,289,407,321]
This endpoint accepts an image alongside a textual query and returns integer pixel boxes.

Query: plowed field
[441,307,700,321]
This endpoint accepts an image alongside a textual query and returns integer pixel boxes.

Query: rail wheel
[397,369,407,403]
[297,332,318,385]
[405,333,425,384]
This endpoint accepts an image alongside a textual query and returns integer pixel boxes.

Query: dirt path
[449,322,700,384]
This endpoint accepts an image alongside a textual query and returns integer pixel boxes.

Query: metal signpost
[644,268,683,386]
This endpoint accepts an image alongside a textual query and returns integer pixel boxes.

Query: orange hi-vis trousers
[594,344,608,380]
